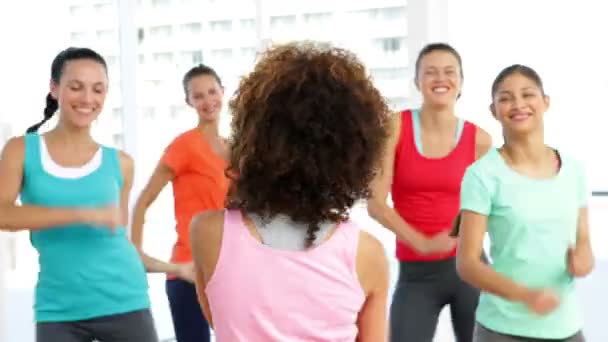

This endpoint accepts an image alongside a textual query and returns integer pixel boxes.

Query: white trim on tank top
[40,136,102,179]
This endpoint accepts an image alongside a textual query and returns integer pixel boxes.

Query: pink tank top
[206,209,366,341]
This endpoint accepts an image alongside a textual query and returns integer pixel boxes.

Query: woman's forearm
[367,200,425,250]
[131,204,180,274]
[0,204,98,232]
[457,257,530,302]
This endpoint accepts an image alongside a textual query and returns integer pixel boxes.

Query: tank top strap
[23,133,42,177]
[411,108,467,154]
[331,220,360,278]
[394,109,414,162]
[223,209,249,247]
[455,116,465,141]
[206,209,248,289]
[399,109,414,141]
[458,120,478,159]
[101,146,124,189]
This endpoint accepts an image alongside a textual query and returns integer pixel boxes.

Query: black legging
[390,257,480,342]
[166,279,211,342]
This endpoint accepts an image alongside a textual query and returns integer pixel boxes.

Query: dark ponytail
[26,47,107,134]
[26,93,59,133]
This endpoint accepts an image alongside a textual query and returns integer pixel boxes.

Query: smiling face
[50,59,108,129]
[186,74,224,124]
[491,72,550,137]
[416,50,462,108]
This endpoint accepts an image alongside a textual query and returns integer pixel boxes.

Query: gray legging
[36,309,158,342]
[390,257,480,342]
[474,323,585,342]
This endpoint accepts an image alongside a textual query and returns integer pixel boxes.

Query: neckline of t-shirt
[493,147,564,183]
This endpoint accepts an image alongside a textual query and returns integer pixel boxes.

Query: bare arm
[118,151,134,226]
[367,112,454,254]
[567,207,594,277]
[475,127,493,160]
[356,231,389,342]
[190,210,225,328]
[0,137,112,231]
[449,128,491,237]
[456,210,529,301]
[130,162,183,275]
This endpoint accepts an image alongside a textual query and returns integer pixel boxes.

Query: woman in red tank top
[368,43,492,342]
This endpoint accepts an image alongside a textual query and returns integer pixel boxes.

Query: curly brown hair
[227,42,390,247]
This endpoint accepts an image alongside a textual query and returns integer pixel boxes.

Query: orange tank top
[160,128,230,266]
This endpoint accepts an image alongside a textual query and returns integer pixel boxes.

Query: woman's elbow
[456,254,479,284]
[133,194,153,215]
[367,199,385,221]
[0,205,19,232]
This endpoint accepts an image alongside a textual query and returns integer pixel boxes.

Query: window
[153,52,174,64]
[303,12,332,25]
[379,7,406,20]
[148,79,165,89]
[240,47,256,60]
[375,37,406,54]
[371,67,408,80]
[209,20,232,33]
[94,2,114,15]
[270,15,296,30]
[137,28,145,44]
[170,105,184,119]
[142,107,156,119]
[105,55,118,68]
[181,22,202,35]
[210,48,233,60]
[71,31,87,43]
[69,5,86,16]
[96,29,115,43]
[181,50,203,65]
[112,133,124,148]
[240,18,256,30]
[149,25,173,39]
[112,107,122,121]
[386,96,408,110]
[350,9,375,21]
[151,0,171,7]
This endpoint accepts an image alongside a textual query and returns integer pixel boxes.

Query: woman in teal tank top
[457,65,593,341]
[0,48,158,341]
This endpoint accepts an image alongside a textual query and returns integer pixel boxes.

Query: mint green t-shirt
[460,148,586,339]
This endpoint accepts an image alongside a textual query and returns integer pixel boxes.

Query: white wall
[447,0,608,189]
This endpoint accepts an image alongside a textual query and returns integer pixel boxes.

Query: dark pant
[36,309,158,342]
[390,257,480,342]
[474,323,585,342]
[166,279,211,342]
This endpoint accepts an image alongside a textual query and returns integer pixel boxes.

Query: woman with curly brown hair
[189,42,390,341]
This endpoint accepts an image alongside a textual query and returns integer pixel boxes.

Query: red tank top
[391,110,477,261]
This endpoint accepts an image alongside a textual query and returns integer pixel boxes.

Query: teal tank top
[20,134,150,322]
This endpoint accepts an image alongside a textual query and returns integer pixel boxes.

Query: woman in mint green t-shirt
[456,64,593,342]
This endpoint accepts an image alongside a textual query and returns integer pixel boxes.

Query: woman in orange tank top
[131,64,230,342]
